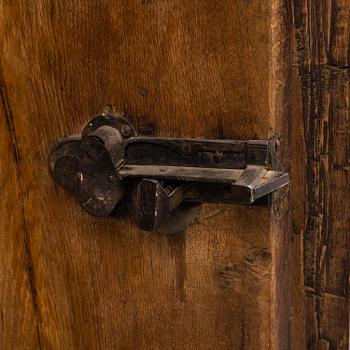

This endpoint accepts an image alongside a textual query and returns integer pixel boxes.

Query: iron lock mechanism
[50,114,289,233]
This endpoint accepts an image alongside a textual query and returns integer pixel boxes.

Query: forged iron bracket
[49,114,289,233]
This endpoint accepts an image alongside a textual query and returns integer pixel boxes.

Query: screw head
[214,150,224,163]
[108,175,115,183]
[224,192,231,200]
[121,125,131,137]
[183,144,191,153]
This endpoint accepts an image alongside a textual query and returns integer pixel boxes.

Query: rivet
[224,192,231,200]
[121,125,131,137]
[108,175,115,183]
[183,144,191,153]
[214,150,224,163]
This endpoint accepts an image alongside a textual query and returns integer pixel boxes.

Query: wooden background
[0,0,348,349]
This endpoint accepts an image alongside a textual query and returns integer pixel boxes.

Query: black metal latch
[50,114,289,233]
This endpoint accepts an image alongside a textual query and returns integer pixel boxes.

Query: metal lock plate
[50,114,289,233]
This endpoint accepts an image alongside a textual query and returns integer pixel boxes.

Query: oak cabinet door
[1,1,311,349]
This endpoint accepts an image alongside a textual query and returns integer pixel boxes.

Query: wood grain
[292,0,350,348]
[0,74,40,347]
[0,1,291,348]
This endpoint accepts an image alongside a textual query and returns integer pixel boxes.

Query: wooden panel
[0,1,291,348]
[292,0,350,348]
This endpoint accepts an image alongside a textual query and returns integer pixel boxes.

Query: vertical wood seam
[271,0,293,349]
[0,71,42,350]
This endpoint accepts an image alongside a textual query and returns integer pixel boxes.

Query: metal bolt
[183,144,191,153]
[103,104,113,115]
[121,125,131,137]
[214,150,224,163]
[224,192,231,200]
[108,175,115,183]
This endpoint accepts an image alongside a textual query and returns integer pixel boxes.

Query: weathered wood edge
[270,0,292,349]
[292,0,350,348]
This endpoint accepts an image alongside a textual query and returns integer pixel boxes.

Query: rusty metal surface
[49,114,289,233]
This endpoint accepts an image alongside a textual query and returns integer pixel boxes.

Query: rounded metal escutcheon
[82,114,137,139]
[49,127,126,217]
[77,137,124,216]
